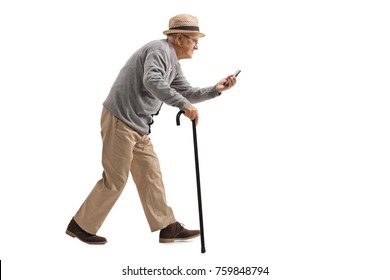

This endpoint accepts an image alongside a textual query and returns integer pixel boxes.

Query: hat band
[169,26,200,31]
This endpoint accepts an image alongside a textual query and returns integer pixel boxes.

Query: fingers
[184,105,198,124]
[194,114,199,125]
[218,76,237,92]
[224,75,237,87]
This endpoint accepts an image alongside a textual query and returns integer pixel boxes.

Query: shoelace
[176,222,186,232]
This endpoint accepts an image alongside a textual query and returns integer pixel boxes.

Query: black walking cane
[176,110,206,253]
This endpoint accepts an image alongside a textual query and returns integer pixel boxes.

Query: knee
[102,171,128,192]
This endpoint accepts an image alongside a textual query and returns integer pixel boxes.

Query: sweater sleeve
[142,49,192,110]
[170,66,220,104]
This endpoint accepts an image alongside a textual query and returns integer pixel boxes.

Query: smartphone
[223,70,241,87]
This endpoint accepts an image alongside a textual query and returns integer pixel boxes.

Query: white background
[1,0,389,279]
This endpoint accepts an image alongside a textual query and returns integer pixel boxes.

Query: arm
[142,49,192,110]
[170,66,219,104]
[170,66,221,125]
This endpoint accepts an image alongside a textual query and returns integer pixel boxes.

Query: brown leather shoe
[66,218,107,245]
[159,222,200,243]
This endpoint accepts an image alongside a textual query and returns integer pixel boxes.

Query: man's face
[177,33,199,59]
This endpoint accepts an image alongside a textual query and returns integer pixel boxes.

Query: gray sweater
[103,39,219,135]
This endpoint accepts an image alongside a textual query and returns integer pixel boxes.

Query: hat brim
[163,29,205,38]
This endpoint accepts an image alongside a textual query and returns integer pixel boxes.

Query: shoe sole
[159,233,200,243]
[65,230,107,245]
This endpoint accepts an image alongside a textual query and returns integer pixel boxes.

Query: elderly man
[66,14,237,245]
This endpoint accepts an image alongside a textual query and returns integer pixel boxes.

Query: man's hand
[184,105,199,125]
[216,75,237,93]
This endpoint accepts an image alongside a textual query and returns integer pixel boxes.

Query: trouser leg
[74,108,136,234]
[130,137,176,232]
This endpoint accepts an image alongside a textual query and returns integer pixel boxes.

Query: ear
[176,34,183,46]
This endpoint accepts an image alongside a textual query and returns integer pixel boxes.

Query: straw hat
[163,14,205,37]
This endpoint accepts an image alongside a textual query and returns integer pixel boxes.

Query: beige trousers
[74,108,176,234]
